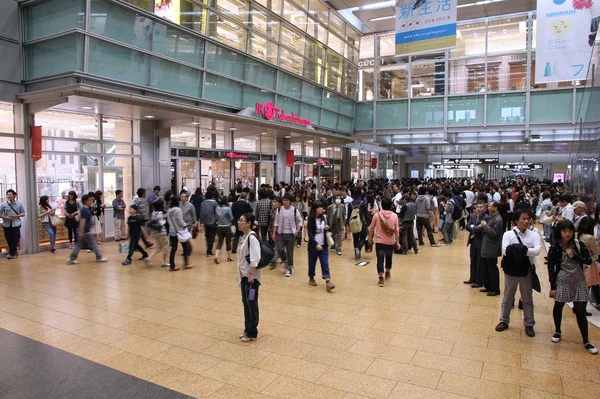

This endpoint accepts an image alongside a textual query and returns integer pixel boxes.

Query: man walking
[0,189,25,259]
[132,188,154,248]
[415,186,439,247]
[327,194,346,256]
[273,194,303,277]
[480,201,504,296]
[399,194,419,254]
[232,192,253,252]
[442,191,456,245]
[200,191,218,256]
[67,193,107,264]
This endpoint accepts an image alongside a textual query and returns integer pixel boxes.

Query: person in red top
[368,197,401,287]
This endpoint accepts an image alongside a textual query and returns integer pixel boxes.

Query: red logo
[254,102,311,127]
[317,158,329,164]
[226,152,248,159]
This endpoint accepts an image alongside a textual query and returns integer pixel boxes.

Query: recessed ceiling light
[80,106,94,110]
[191,122,200,125]
[261,132,267,135]
[230,128,237,131]
[285,135,291,138]
[144,115,155,119]
[323,141,328,144]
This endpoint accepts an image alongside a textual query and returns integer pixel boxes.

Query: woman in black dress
[63,191,80,248]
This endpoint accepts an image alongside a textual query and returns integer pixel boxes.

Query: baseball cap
[573,201,585,209]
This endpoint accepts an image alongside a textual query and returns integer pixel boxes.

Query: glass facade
[22,0,354,133]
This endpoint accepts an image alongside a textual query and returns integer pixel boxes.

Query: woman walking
[236,213,261,342]
[368,198,400,287]
[146,200,170,267]
[64,191,80,248]
[167,195,193,271]
[38,195,57,253]
[306,201,335,291]
[214,197,234,264]
[548,220,597,354]
[91,190,105,245]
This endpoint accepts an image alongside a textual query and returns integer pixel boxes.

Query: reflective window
[378,33,395,58]
[36,111,98,140]
[305,39,325,61]
[26,34,84,79]
[250,4,280,40]
[179,0,209,35]
[379,64,408,99]
[327,50,343,76]
[171,125,198,147]
[377,101,407,128]
[277,96,301,114]
[411,98,444,126]
[328,32,344,55]
[283,1,308,31]
[359,69,374,101]
[301,81,322,106]
[150,57,202,97]
[448,95,484,126]
[244,57,277,89]
[281,25,305,55]
[300,103,321,125]
[211,0,249,22]
[530,90,573,123]
[487,16,528,54]
[329,12,345,37]
[308,1,328,25]
[488,54,528,91]
[411,62,444,97]
[204,73,243,106]
[487,92,526,124]
[303,59,323,83]
[256,0,281,15]
[0,103,14,134]
[207,12,247,51]
[354,103,373,130]
[346,27,360,49]
[153,24,205,67]
[279,72,302,99]
[452,22,485,58]
[279,47,304,75]
[234,135,258,151]
[90,0,151,50]
[242,85,274,108]
[103,117,132,142]
[323,91,339,111]
[326,72,342,93]
[320,110,337,129]
[25,0,84,41]
[306,19,327,44]
[249,33,278,65]
[449,59,476,94]
[205,42,245,80]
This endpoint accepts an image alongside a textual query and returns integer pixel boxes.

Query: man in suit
[231,192,253,253]
[480,201,505,296]
[327,195,346,256]
[464,202,488,287]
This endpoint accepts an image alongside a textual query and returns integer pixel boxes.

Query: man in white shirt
[392,184,403,214]
[553,193,575,223]
[464,188,474,214]
[495,209,542,337]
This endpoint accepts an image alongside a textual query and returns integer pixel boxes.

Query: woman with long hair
[64,191,80,248]
[38,195,57,253]
[368,198,400,287]
[578,217,600,309]
[91,190,105,245]
[548,220,597,354]
[214,196,234,264]
[247,191,258,213]
[306,201,335,291]
[167,195,192,271]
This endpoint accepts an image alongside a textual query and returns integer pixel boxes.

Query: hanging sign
[286,150,294,167]
[225,152,248,159]
[535,0,597,83]
[317,158,329,164]
[395,0,457,56]
[442,158,499,164]
[371,158,378,169]
[495,164,544,170]
[254,102,312,127]
[31,126,42,161]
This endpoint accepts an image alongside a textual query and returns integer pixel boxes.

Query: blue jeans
[307,245,331,279]
[240,277,260,338]
[543,223,552,240]
[42,222,56,247]
[376,243,394,275]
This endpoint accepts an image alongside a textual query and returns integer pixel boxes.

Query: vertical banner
[535,0,597,84]
[371,158,378,169]
[395,0,457,56]
[31,126,42,162]
[286,150,294,167]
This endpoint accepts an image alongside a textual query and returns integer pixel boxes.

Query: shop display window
[379,64,408,99]
[487,16,528,55]
[36,111,98,140]
[179,159,198,192]
[411,62,444,97]
[261,137,276,153]
[452,22,485,58]
[211,0,249,22]
[308,1,328,26]
[207,12,247,51]
[200,160,230,192]
[303,59,323,83]
[256,0,281,15]
[279,47,304,75]
[359,69,374,102]
[171,126,198,147]
[306,19,327,45]
[328,31,344,55]
[234,135,258,152]
[250,5,280,40]
[281,25,305,55]
[283,1,308,31]
[103,156,135,208]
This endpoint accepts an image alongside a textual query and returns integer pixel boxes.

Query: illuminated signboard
[442,158,499,164]
[254,102,312,127]
[226,152,248,160]
[495,164,544,170]
[428,164,472,170]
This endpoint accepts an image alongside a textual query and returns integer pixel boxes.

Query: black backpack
[450,200,463,221]
[245,232,274,269]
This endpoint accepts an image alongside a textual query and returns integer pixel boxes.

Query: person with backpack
[495,209,541,338]
[145,200,169,267]
[399,194,419,255]
[327,194,346,256]
[348,189,369,260]
[368,198,400,287]
[272,194,303,277]
[306,201,335,291]
[548,220,597,354]
[236,213,263,342]
[442,191,459,245]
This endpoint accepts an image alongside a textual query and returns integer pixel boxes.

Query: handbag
[167,211,191,243]
[50,214,61,227]
[514,231,542,292]
[326,231,334,247]
[230,225,236,235]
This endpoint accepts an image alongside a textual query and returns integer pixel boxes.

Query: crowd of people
[2,175,600,353]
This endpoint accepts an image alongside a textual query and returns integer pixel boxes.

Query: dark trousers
[259,225,269,241]
[416,216,436,245]
[469,244,483,283]
[232,227,242,253]
[503,214,512,232]
[66,226,79,244]
[204,224,217,254]
[483,257,500,293]
[3,226,20,256]
[240,277,260,338]
[127,233,148,260]
[376,243,394,275]
[170,235,190,269]
[295,227,303,246]
[276,233,295,268]
[216,226,233,251]
[307,245,331,279]
[352,225,367,250]
[139,220,152,247]
[401,221,418,253]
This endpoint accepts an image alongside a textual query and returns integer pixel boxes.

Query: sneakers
[495,322,509,332]
[139,254,149,261]
[285,269,292,277]
[184,265,194,269]
[525,326,536,337]
[431,243,441,247]
[326,281,335,291]
[330,248,336,252]
[161,263,170,268]
[122,258,132,266]
[240,336,256,343]
[66,258,80,265]
[337,251,342,256]
[169,267,180,272]
[309,278,317,286]
[551,333,561,343]
[384,270,391,280]
[354,248,360,260]
[296,244,301,248]
[585,343,598,354]
[96,257,108,262]
[239,332,247,339]
[378,277,385,287]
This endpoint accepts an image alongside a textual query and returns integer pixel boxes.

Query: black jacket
[547,241,592,290]
[306,216,329,250]
[232,200,253,224]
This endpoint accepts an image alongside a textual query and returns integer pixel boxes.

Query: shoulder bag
[514,231,541,293]
[167,211,191,243]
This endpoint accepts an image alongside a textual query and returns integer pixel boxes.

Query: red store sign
[226,152,248,159]
[317,158,329,164]
[255,102,312,127]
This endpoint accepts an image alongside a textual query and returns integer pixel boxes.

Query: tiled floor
[1,229,600,399]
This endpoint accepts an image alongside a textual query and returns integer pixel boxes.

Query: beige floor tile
[357,307,411,322]
[303,346,375,373]
[334,324,396,344]
[561,378,600,399]
[521,355,600,382]
[348,340,416,364]
[119,319,176,339]
[261,375,346,399]
[160,314,219,334]
[312,301,364,316]
[126,307,178,324]
[279,304,331,320]
[250,335,316,359]
[110,334,172,358]
[487,336,557,359]
[365,358,442,388]
[42,313,95,332]
[202,341,270,366]
[207,385,273,399]
[203,324,248,343]
[101,352,175,380]
[389,333,453,355]
[73,323,131,344]
[255,353,329,382]
[0,312,47,336]
[371,319,430,337]
[555,346,600,366]
[55,302,104,318]
[325,312,379,328]
[152,346,222,374]
[437,372,520,399]
[316,366,397,399]
[94,299,146,315]
[389,382,471,399]
[481,363,563,394]
[520,387,575,399]
[343,393,371,399]
[85,310,138,328]
[149,368,224,398]
[285,315,344,334]
[157,330,220,352]
[62,337,125,363]
[426,327,489,348]
[410,351,482,377]
[258,321,305,340]
[201,360,279,393]
[451,344,520,368]
[405,314,464,330]
[460,322,522,340]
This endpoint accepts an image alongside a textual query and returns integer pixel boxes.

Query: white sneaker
[585,343,598,354]
[285,269,292,277]
[551,333,561,343]
[96,257,108,262]
[66,259,80,265]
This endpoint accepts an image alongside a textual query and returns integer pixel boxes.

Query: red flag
[371,158,377,169]
[286,150,294,167]
[31,126,42,161]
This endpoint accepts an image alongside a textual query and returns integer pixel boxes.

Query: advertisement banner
[535,0,599,84]
[395,0,457,56]
[31,126,42,162]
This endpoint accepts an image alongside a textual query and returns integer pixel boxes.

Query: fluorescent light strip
[369,15,395,22]
[360,1,395,11]
[457,0,508,8]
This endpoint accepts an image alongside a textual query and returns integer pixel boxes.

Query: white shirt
[464,190,474,208]
[315,219,326,245]
[493,192,501,202]
[559,204,575,222]
[502,227,542,266]
[236,232,262,284]
[393,192,403,213]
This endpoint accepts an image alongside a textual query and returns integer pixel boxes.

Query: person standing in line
[348,189,369,260]
[236,213,262,342]
[273,194,302,277]
[306,201,335,291]
[167,195,192,271]
[121,205,149,266]
[415,187,440,247]
[145,200,170,267]
[132,188,154,249]
[200,191,218,257]
[66,193,107,264]
[292,194,305,248]
[442,191,456,245]
[399,194,419,254]
[464,202,488,286]
[214,197,234,264]
[179,190,198,254]
[112,189,127,242]
[190,187,204,225]
[147,186,161,205]
[327,194,346,256]
[1,189,25,259]
[548,220,597,354]
[232,193,253,252]
[495,209,541,337]
[368,198,400,287]
[38,195,57,253]
[91,190,105,245]
[255,189,272,241]
[64,191,81,249]
[480,201,504,296]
